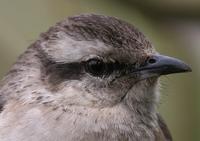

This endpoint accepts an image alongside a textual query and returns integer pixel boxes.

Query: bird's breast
[0,102,158,141]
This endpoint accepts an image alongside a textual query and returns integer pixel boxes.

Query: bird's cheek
[123,77,159,100]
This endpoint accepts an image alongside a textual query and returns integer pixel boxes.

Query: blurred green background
[0,0,199,140]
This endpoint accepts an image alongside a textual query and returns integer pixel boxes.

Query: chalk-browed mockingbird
[0,14,191,141]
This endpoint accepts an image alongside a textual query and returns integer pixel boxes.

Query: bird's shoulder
[155,113,173,141]
[0,95,5,113]
[0,83,7,114]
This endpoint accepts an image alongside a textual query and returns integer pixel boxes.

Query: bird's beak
[134,54,192,79]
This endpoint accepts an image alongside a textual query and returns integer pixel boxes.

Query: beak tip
[184,65,192,72]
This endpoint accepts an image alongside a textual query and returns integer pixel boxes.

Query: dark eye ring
[84,59,106,76]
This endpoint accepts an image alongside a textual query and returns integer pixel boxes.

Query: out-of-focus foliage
[0,0,199,140]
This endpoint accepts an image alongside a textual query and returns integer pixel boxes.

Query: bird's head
[35,14,191,108]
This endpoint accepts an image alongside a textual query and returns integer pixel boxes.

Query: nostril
[147,57,157,64]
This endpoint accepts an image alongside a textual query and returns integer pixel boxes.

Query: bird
[0,14,191,141]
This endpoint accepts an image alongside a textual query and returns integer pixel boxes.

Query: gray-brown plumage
[0,14,191,141]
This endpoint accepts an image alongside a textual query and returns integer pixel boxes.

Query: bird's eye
[85,59,106,76]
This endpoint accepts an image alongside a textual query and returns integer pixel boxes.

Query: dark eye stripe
[45,60,137,80]
[84,61,136,76]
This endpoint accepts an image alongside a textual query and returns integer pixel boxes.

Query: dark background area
[0,0,199,140]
